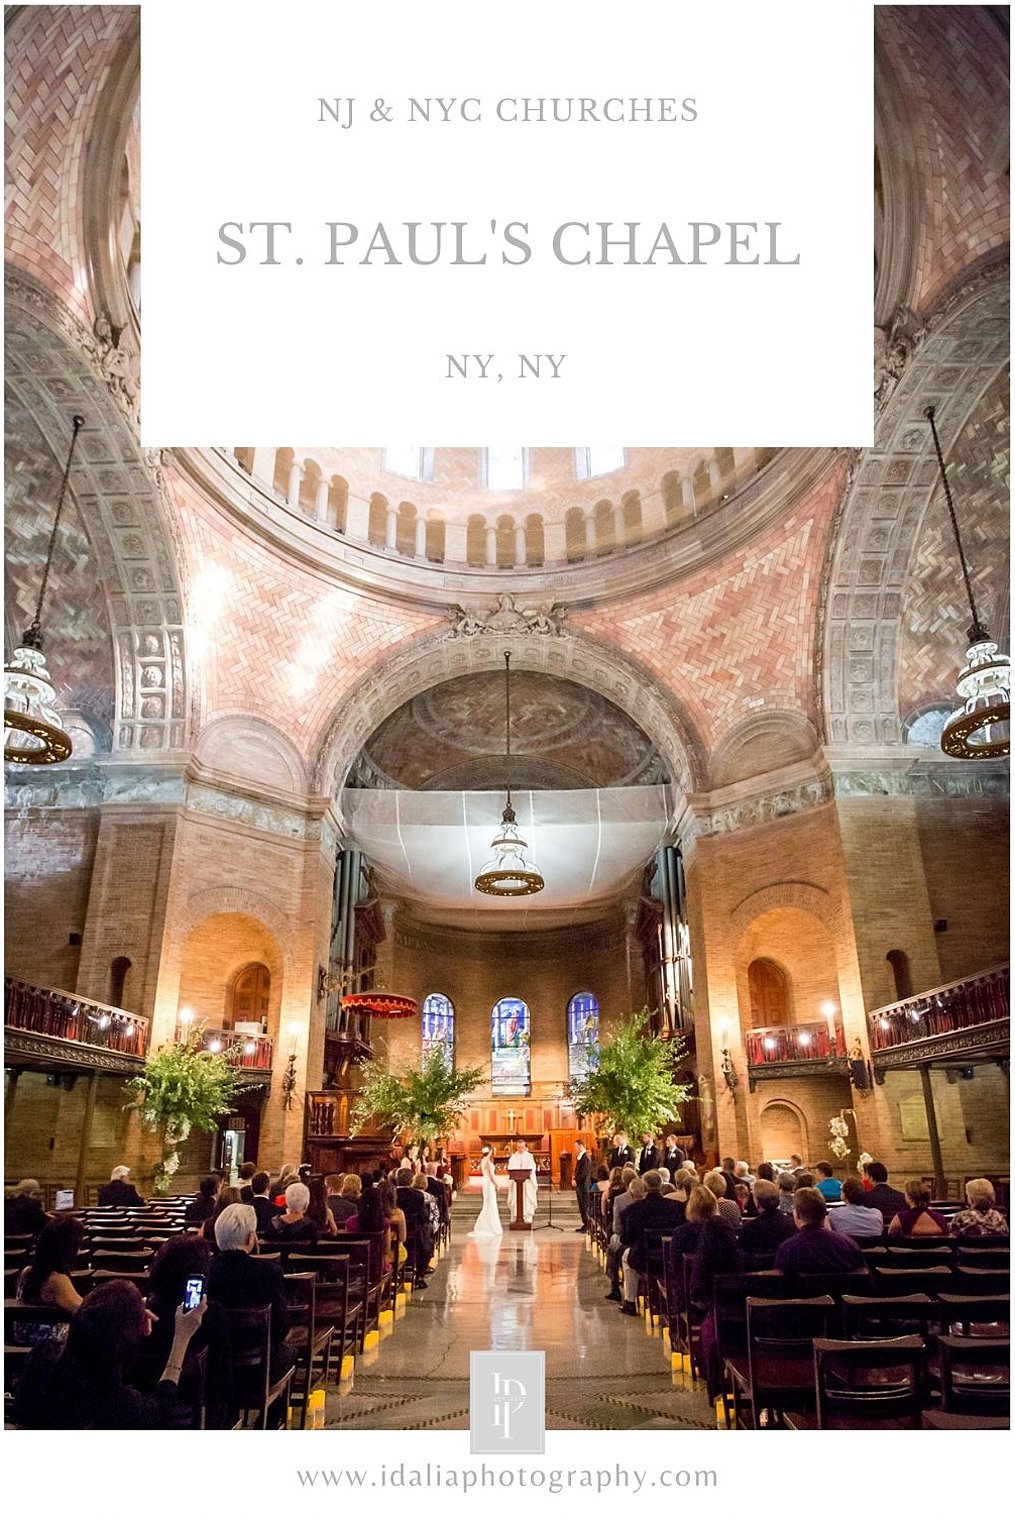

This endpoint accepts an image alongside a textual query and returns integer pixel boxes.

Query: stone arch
[174,887,295,984]
[759,1098,809,1162]
[729,882,839,943]
[872,17,922,325]
[709,710,820,788]
[193,713,308,794]
[5,268,190,754]
[177,912,284,1039]
[822,265,1008,746]
[311,626,707,800]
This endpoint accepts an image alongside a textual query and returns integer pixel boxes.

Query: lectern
[507,1159,535,1231]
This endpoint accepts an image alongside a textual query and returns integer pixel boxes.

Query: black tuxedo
[608,1144,635,1170]
[573,1150,592,1226]
[396,1185,434,1277]
[663,1146,685,1173]
[637,1145,660,1176]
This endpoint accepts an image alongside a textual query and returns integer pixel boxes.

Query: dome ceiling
[350,670,666,792]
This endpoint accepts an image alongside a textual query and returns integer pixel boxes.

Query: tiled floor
[326,1194,714,1430]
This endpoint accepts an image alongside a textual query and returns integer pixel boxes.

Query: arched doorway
[228,962,271,1031]
[759,1100,808,1164]
[748,958,792,1026]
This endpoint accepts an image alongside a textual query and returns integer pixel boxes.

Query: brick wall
[4,808,99,992]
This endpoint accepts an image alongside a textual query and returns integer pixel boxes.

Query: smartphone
[182,1275,205,1311]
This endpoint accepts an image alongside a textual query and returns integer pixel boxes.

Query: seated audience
[788,1153,806,1175]
[14,1216,85,1343]
[97,1164,144,1207]
[271,1163,300,1207]
[619,1170,677,1314]
[137,1234,232,1425]
[950,1177,1009,1238]
[237,1161,257,1203]
[665,1182,714,1276]
[14,1279,207,1429]
[605,1174,645,1301]
[702,1169,742,1229]
[755,1162,776,1184]
[305,1174,339,1237]
[265,1182,321,1244]
[395,1168,434,1285]
[5,1177,48,1237]
[739,1179,796,1254]
[777,1172,797,1213]
[328,1173,362,1228]
[249,1171,277,1232]
[814,1162,842,1202]
[888,1179,949,1237]
[411,1171,441,1238]
[719,1156,740,1199]
[795,1171,814,1189]
[692,1187,743,1400]
[829,1176,885,1238]
[184,1176,220,1227]
[378,1179,409,1274]
[864,1160,908,1226]
[734,1160,756,1187]
[593,1163,611,1216]
[425,1166,451,1228]
[202,1185,243,1243]
[208,1202,294,1377]
[774,1187,864,1274]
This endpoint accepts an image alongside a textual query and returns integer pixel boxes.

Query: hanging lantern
[473,651,545,897]
[4,414,85,765]
[925,406,1010,760]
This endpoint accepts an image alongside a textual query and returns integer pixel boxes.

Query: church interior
[3,5,1010,1431]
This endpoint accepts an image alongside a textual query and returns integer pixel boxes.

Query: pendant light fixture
[925,405,1010,760]
[474,651,546,897]
[4,415,85,765]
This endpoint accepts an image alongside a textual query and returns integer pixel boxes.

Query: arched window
[422,992,455,1069]
[229,963,271,1031]
[567,991,599,1080]
[747,958,791,1026]
[491,997,531,1096]
[108,956,132,1008]
[886,949,913,1001]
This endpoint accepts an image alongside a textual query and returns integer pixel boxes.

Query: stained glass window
[421,992,455,1068]
[491,996,531,1096]
[567,991,600,1081]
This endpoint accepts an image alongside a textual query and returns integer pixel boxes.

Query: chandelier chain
[27,414,85,646]
[924,405,986,644]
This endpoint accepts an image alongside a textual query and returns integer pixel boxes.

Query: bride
[469,1146,503,1238]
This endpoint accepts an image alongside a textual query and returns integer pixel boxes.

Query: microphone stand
[533,1160,563,1231]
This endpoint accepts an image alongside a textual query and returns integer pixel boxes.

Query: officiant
[506,1139,538,1227]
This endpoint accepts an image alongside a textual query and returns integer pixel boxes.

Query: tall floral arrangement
[351,1045,485,1146]
[126,1033,240,1193]
[567,1009,692,1138]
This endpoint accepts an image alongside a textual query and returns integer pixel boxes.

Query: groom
[506,1139,538,1228]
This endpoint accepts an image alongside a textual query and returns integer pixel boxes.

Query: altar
[480,1131,544,1163]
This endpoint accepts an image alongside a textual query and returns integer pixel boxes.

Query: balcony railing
[5,977,149,1058]
[306,1090,352,1138]
[746,1021,845,1067]
[196,1027,274,1070]
[868,965,1009,1053]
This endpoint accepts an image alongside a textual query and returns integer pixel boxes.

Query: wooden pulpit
[509,1166,534,1231]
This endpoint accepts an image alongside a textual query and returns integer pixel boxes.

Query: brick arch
[175,889,294,967]
[5,269,191,754]
[728,882,839,945]
[311,626,707,800]
[822,265,1008,747]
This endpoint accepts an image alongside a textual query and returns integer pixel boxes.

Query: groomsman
[608,1131,635,1169]
[637,1133,660,1175]
[662,1134,686,1172]
[572,1140,592,1232]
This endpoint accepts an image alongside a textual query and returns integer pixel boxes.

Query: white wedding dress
[470,1155,503,1238]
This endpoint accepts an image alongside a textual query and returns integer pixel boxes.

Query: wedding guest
[829,1177,885,1238]
[5,1178,48,1237]
[327,1173,361,1227]
[14,1216,85,1344]
[98,1165,144,1208]
[250,1171,277,1232]
[703,1169,741,1230]
[208,1203,294,1379]
[266,1182,321,1244]
[774,1188,864,1274]
[777,1172,797,1212]
[184,1176,219,1228]
[864,1161,908,1226]
[739,1179,796,1254]
[237,1162,257,1203]
[814,1162,842,1202]
[306,1175,339,1237]
[887,1180,949,1237]
[950,1178,1009,1238]
[202,1185,243,1242]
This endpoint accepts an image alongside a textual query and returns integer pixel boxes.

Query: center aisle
[325,1190,714,1430]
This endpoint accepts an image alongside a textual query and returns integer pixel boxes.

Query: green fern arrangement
[351,1044,485,1146]
[126,1033,240,1192]
[567,1008,692,1138]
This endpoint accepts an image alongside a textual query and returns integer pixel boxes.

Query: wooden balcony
[195,1027,274,1084]
[5,977,149,1075]
[746,1020,848,1091]
[867,964,1009,1073]
[302,1090,391,1174]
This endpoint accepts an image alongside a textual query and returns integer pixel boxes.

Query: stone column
[315,479,331,524]
[385,505,398,551]
[485,526,498,566]
[74,1072,100,1202]
[514,523,527,565]
[414,516,427,558]
[287,459,303,507]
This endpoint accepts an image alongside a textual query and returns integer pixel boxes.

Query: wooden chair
[728,1295,834,1429]
[938,1334,1010,1416]
[290,1253,365,1364]
[713,1271,787,1428]
[810,1335,927,1429]
[954,1265,1009,1298]
[937,1293,1010,1337]
[223,1304,295,1429]
[90,1267,150,1290]
[91,1247,154,1274]
[841,1292,941,1342]
[284,1271,335,1427]
[884,1243,953,1264]
[870,1264,954,1298]
[956,1247,1010,1273]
